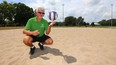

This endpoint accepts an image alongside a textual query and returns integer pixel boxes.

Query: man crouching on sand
[23,7,55,55]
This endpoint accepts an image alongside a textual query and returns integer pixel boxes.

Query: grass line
[0,26,24,30]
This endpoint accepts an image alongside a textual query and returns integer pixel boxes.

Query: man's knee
[23,36,28,43]
[23,36,32,44]
[45,38,53,45]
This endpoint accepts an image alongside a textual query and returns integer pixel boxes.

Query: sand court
[0,27,116,65]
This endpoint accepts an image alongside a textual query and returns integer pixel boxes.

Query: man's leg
[23,36,33,47]
[23,36,36,55]
[38,38,53,50]
[43,38,53,45]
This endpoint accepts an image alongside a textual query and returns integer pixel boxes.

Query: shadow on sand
[30,46,77,64]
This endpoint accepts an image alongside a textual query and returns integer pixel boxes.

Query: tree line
[0,1,116,27]
[0,1,34,26]
[53,17,116,26]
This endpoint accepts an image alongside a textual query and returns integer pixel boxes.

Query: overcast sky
[0,0,116,23]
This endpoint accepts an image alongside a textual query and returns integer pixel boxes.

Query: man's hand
[32,30,39,36]
[49,20,55,27]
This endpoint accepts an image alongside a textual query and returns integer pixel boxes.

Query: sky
[0,0,116,23]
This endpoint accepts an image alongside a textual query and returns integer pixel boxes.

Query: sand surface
[0,27,116,65]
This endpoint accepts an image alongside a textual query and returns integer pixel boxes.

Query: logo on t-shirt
[41,23,44,27]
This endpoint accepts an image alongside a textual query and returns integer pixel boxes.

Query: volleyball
[48,11,58,20]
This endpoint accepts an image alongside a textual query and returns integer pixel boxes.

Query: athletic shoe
[29,46,36,55]
[38,43,44,50]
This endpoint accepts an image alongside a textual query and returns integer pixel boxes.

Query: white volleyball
[48,11,58,20]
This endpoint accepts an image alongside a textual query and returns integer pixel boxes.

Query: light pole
[62,4,64,22]
[111,4,113,26]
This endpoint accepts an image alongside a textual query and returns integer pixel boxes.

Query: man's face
[36,8,45,19]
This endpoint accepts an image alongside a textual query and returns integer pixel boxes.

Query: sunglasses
[38,12,45,14]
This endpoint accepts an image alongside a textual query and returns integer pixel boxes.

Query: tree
[76,16,84,26]
[0,1,15,26]
[63,16,87,26]
[0,13,5,26]
[112,19,116,26]
[64,16,76,26]
[98,19,116,26]
[0,1,34,26]
[91,22,95,26]
[86,23,90,26]
[14,3,34,26]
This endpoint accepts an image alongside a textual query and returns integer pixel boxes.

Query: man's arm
[23,30,39,36]
[23,30,33,35]
[45,21,55,35]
